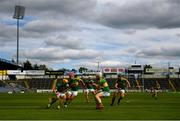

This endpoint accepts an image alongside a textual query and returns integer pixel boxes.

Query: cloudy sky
[1,0,180,70]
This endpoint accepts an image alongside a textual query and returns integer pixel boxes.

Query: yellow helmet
[63,79,68,83]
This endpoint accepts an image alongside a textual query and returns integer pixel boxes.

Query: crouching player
[151,80,160,100]
[84,76,96,103]
[94,72,110,109]
[110,74,130,106]
[47,79,69,109]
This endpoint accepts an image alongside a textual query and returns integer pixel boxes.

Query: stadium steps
[169,80,176,92]
[135,80,141,89]
[171,79,180,91]
[24,80,30,89]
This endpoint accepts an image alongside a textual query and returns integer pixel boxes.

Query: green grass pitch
[0,92,179,120]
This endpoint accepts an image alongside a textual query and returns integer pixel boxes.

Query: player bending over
[66,72,85,105]
[151,80,160,100]
[47,79,69,109]
[94,72,110,109]
[110,73,130,106]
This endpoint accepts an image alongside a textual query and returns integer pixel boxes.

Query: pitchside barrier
[35,89,167,93]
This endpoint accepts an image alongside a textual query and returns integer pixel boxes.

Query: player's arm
[69,83,77,87]
[115,80,118,89]
[79,79,85,87]
[75,77,85,87]
[92,82,100,90]
[126,79,131,88]
[52,79,58,92]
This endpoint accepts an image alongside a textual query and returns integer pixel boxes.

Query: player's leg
[57,97,61,109]
[110,91,117,106]
[95,92,104,109]
[58,93,66,109]
[117,90,125,105]
[151,89,156,99]
[57,93,66,109]
[84,89,90,103]
[47,97,55,108]
[62,94,67,108]
[68,91,78,104]
[154,89,158,99]
[64,91,71,107]
[47,93,59,108]
[90,89,96,101]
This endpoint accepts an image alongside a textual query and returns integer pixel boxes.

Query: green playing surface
[0,92,179,120]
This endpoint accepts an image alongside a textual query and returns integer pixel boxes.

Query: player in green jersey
[110,73,130,106]
[94,72,110,109]
[83,76,96,103]
[47,79,69,109]
[66,72,85,105]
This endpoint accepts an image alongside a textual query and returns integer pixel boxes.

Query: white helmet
[96,72,103,77]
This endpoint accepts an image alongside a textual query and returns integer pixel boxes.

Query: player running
[83,76,96,103]
[110,73,130,106]
[47,79,69,109]
[94,72,110,109]
[66,72,85,105]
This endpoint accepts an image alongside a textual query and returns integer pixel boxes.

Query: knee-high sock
[111,96,116,105]
[50,97,58,105]
[118,97,123,105]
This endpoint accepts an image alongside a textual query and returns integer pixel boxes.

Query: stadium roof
[0,58,22,70]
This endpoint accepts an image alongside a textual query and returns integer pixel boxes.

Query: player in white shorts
[47,79,69,109]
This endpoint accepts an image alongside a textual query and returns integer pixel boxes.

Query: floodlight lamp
[13,5,25,19]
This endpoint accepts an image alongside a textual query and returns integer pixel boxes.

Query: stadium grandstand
[0,58,180,93]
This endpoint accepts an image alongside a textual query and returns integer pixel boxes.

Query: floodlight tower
[13,5,25,65]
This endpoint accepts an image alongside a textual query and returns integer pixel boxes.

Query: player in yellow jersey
[93,72,110,109]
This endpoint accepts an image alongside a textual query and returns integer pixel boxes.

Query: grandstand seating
[0,80,27,93]
[25,77,180,91]
[137,78,170,90]
[27,78,54,89]
[170,79,180,91]
[0,77,179,92]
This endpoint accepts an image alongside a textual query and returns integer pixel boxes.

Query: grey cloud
[123,30,137,35]
[176,33,180,37]
[126,48,138,53]
[136,46,180,59]
[0,24,16,46]
[0,23,45,46]
[0,0,96,17]
[97,0,180,29]
[63,49,101,60]
[23,19,73,33]
[18,0,96,19]
[45,35,85,50]
[22,48,61,61]
[22,48,101,61]
[0,0,14,19]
